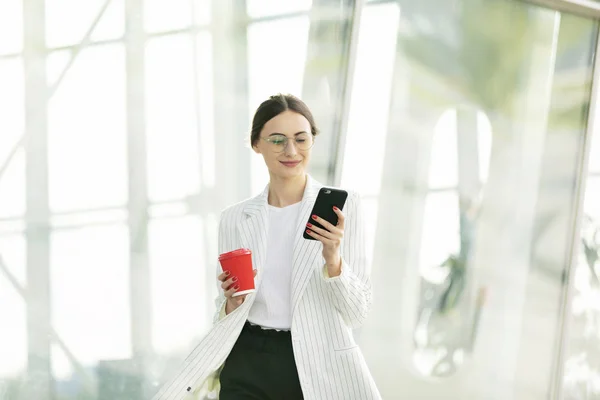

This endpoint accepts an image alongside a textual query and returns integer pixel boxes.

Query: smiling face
[252,110,314,180]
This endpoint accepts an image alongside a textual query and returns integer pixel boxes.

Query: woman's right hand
[218,269,257,315]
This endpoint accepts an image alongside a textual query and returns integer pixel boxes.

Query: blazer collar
[242,174,321,216]
[238,174,323,295]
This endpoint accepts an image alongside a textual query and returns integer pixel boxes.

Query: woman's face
[253,110,313,180]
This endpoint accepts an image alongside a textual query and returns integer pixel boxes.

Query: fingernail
[306,223,312,228]
[312,215,317,220]
[225,271,230,276]
[306,229,311,234]
[234,285,240,290]
[333,206,338,211]
[232,277,238,282]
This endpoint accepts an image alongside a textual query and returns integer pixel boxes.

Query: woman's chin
[270,166,305,179]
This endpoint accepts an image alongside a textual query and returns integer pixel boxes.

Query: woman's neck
[267,174,307,208]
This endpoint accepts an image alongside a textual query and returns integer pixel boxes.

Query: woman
[153,94,381,400]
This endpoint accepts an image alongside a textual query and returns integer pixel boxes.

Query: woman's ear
[252,143,261,154]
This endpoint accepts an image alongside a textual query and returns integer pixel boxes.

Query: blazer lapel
[238,185,269,288]
[237,175,325,315]
[290,175,323,316]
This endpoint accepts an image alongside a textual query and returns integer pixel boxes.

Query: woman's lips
[280,161,301,167]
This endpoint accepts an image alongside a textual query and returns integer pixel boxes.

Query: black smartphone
[303,187,348,240]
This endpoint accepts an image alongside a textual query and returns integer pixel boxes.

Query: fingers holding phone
[305,208,345,264]
[305,210,344,240]
[304,188,348,277]
[303,188,347,241]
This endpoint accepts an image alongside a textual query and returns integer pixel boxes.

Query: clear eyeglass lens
[269,134,312,152]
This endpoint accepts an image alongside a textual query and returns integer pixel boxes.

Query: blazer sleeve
[321,191,373,329]
[212,212,228,324]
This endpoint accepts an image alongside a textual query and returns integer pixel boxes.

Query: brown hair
[250,94,319,147]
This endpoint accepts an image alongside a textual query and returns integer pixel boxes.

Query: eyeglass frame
[259,132,315,153]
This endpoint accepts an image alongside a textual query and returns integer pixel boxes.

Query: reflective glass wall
[0,0,599,399]
[347,1,598,399]
[563,37,600,399]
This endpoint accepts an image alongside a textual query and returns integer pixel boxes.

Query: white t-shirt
[247,201,301,330]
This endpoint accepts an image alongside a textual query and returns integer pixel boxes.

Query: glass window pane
[0,0,23,55]
[477,112,493,183]
[341,3,400,195]
[149,216,206,354]
[0,234,26,287]
[48,44,127,212]
[425,109,492,190]
[345,3,598,399]
[0,220,24,236]
[247,17,309,118]
[0,235,27,379]
[50,208,127,228]
[248,16,310,194]
[247,0,311,19]
[0,58,25,219]
[193,0,211,26]
[196,32,215,188]
[564,175,600,397]
[0,58,24,162]
[46,0,124,48]
[146,35,200,202]
[46,49,72,87]
[562,18,600,399]
[429,110,458,189]
[419,192,460,281]
[50,343,74,382]
[90,0,125,42]
[361,196,379,265]
[144,0,192,33]
[584,177,600,220]
[0,150,25,219]
[50,224,131,367]
[589,119,600,173]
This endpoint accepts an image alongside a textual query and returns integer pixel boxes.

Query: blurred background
[1,0,600,399]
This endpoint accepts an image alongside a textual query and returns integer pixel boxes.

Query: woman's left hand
[305,206,345,276]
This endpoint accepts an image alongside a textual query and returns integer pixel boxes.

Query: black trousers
[219,321,304,400]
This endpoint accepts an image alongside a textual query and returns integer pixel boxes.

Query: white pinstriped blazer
[152,175,381,400]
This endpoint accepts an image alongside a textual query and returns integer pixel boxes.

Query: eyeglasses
[260,133,314,153]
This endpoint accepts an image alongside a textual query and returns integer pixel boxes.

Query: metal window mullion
[190,0,204,192]
[125,0,152,397]
[212,0,250,203]
[22,0,52,398]
[208,0,250,320]
[332,0,365,185]
[520,0,600,19]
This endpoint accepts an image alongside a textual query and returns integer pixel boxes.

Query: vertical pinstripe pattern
[152,175,381,400]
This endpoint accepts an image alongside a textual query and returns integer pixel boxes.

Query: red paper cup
[218,248,255,297]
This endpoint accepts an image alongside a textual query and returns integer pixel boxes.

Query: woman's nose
[284,140,297,155]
